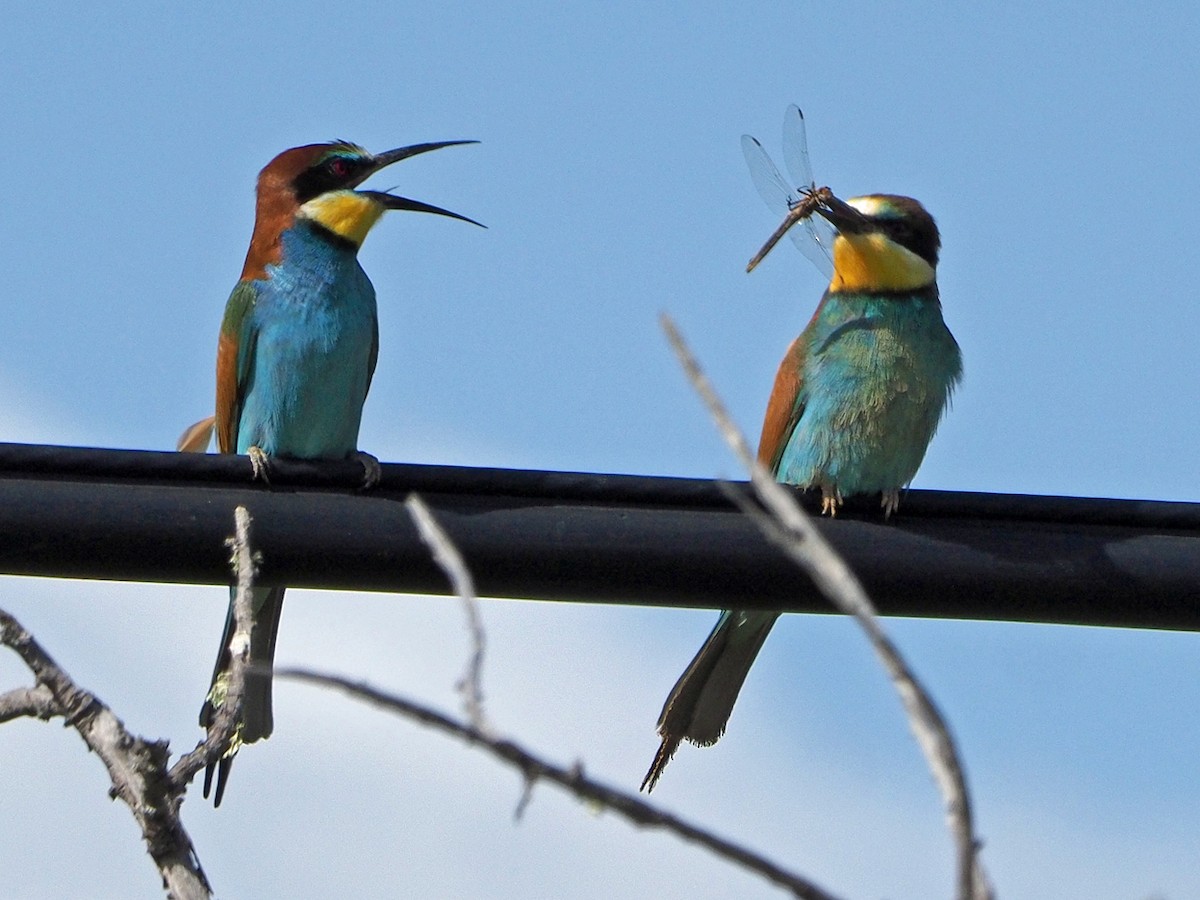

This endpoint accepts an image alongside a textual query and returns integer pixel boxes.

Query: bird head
[243,140,481,278]
[815,193,940,293]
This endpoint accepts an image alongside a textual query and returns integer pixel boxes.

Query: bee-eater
[642,192,961,791]
[178,139,482,805]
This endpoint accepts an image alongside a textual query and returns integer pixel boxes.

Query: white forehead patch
[846,195,894,217]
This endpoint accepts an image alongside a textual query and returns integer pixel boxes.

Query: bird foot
[247,446,271,483]
[819,487,843,517]
[354,451,382,489]
[881,489,901,520]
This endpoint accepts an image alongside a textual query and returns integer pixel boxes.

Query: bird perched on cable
[177,139,482,805]
[642,191,961,791]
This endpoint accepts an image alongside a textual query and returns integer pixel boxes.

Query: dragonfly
[741,104,837,276]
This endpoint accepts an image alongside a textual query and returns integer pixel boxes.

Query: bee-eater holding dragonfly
[643,107,960,790]
[178,138,482,805]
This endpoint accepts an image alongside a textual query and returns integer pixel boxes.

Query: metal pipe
[0,442,1197,631]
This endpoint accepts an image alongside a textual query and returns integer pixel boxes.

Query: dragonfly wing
[742,119,835,279]
[787,218,835,278]
[781,105,815,192]
[741,134,799,216]
[781,105,835,277]
[790,216,835,279]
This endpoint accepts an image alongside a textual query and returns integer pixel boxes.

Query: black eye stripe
[293,155,362,203]
[881,220,937,267]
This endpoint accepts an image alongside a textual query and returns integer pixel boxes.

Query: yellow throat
[298,190,386,247]
[829,196,936,293]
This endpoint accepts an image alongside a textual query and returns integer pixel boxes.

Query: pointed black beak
[814,193,870,233]
[368,140,479,173]
[359,140,485,228]
[361,190,485,227]
[746,186,831,273]
[745,187,871,273]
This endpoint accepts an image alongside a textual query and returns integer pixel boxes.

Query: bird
[642,191,962,791]
[177,138,482,805]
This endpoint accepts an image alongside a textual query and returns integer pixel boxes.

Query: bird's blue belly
[236,226,378,459]
[776,294,961,494]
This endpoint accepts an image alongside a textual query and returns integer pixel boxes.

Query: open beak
[358,140,485,228]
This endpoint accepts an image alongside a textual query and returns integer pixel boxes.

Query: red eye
[329,158,350,177]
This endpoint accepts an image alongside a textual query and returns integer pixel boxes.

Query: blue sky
[1,2,1199,897]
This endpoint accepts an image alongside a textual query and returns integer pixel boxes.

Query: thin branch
[278,667,842,900]
[0,683,58,722]
[405,493,490,733]
[168,506,256,791]
[0,608,211,900]
[0,506,265,899]
[290,493,835,895]
[660,313,993,900]
[395,494,835,895]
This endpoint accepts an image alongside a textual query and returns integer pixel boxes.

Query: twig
[168,506,256,791]
[405,493,490,733]
[277,667,843,900]
[0,683,58,722]
[0,506,261,898]
[400,495,830,891]
[660,313,993,900]
[0,608,212,900]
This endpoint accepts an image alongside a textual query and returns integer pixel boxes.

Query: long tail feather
[200,585,286,806]
[642,609,778,791]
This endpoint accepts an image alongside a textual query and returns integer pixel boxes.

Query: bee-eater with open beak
[178,139,482,805]
[643,192,961,791]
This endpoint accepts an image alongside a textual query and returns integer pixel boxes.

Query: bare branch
[0,607,211,899]
[278,666,842,900]
[0,506,271,898]
[660,313,993,900]
[0,683,57,722]
[168,506,256,791]
[405,493,490,733]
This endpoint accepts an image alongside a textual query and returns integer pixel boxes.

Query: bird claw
[354,451,382,489]
[881,489,901,520]
[819,487,903,519]
[247,446,271,483]
[819,487,843,517]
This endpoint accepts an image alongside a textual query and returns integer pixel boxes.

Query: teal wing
[215,280,260,454]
